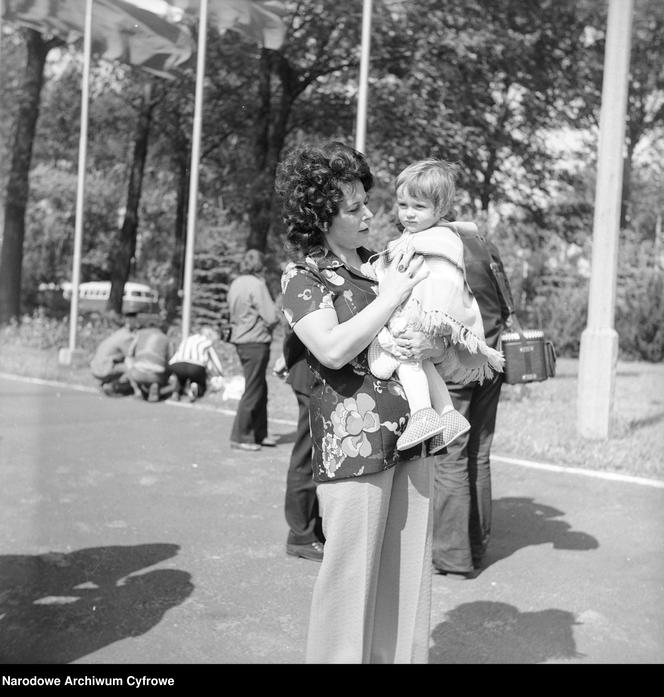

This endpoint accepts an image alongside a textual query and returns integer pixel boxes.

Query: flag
[174,0,287,50]
[2,0,195,77]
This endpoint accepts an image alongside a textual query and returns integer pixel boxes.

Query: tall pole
[355,0,372,154]
[577,0,633,438]
[181,0,208,339]
[0,0,4,71]
[60,0,93,365]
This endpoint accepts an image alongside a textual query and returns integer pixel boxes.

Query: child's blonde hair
[395,159,458,217]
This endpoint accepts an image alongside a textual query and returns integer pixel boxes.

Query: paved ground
[1,374,663,665]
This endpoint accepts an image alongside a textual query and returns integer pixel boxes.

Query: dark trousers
[170,362,207,397]
[285,388,323,545]
[230,342,270,445]
[432,375,503,573]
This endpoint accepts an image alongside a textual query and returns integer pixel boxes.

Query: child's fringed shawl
[375,222,505,385]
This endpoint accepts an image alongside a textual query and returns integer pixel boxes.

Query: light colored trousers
[305,456,434,664]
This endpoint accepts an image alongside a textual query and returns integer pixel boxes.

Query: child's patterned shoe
[429,409,471,455]
[396,407,447,451]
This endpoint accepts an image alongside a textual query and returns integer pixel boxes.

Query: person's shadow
[484,497,599,570]
[0,543,193,663]
[429,601,584,663]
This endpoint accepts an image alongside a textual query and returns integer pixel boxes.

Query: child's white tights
[396,359,453,415]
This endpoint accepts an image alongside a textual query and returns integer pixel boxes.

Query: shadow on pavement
[484,497,599,570]
[0,543,193,664]
[429,600,584,663]
[628,410,664,431]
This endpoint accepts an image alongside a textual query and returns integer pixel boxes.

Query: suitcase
[500,329,557,384]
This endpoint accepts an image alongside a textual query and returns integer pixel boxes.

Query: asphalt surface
[1,374,663,665]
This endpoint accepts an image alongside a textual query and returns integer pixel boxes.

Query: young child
[168,325,225,402]
[364,159,504,453]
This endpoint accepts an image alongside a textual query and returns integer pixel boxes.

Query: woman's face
[325,180,373,253]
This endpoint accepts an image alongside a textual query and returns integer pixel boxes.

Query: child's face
[396,188,440,234]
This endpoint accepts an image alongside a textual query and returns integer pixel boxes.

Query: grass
[2,320,663,482]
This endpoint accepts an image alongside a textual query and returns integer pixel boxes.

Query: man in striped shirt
[169,325,225,402]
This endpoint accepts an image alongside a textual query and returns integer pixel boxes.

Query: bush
[492,223,664,362]
[0,310,133,353]
[191,217,246,328]
[532,283,589,357]
[616,266,664,362]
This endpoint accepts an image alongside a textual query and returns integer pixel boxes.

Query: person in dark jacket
[432,227,513,578]
[281,327,325,562]
[228,249,280,451]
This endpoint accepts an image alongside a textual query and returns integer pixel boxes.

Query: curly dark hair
[275,141,374,257]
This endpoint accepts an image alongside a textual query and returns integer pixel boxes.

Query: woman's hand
[392,330,445,362]
[378,244,428,309]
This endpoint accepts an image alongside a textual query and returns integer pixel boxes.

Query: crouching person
[125,315,173,402]
[90,314,137,396]
[168,325,225,402]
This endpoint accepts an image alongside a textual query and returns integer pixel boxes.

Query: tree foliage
[0,1,662,361]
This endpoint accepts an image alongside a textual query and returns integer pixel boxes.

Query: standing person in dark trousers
[432,227,513,579]
[281,327,325,562]
[228,249,280,452]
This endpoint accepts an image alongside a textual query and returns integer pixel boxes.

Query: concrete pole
[577,0,633,438]
[59,0,93,367]
[181,0,208,339]
[355,0,372,154]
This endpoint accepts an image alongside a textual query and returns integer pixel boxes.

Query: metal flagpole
[0,0,4,71]
[355,0,372,153]
[576,0,634,438]
[181,0,208,339]
[60,0,93,366]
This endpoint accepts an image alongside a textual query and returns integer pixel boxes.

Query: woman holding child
[276,141,440,664]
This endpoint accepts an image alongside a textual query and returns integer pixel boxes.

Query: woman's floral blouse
[280,246,420,483]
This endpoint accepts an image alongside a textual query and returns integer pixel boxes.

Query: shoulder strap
[466,231,522,334]
[490,262,523,334]
[455,222,516,327]
[447,221,478,236]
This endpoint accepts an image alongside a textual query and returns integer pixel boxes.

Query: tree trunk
[164,145,190,323]
[620,135,636,230]
[0,30,51,324]
[246,50,295,252]
[107,81,155,315]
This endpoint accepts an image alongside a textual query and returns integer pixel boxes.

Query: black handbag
[490,262,557,385]
[499,324,557,384]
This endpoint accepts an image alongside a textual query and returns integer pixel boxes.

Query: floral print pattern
[281,246,420,482]
[331,393,380,457]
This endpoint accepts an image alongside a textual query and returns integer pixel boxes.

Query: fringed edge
[400,303,493,354]
[435,348,505,386]
[399,301,507,385]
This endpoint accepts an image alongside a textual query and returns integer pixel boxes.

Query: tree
[622,0,664,228]
[368,0,600,221]
[204,0,378,252]
[0,28,63,324]
[107,79,159,315]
